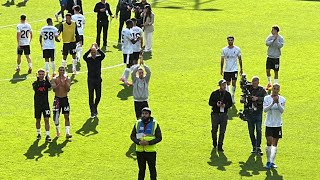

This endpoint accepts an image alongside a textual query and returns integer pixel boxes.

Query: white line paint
[0,63,124,82]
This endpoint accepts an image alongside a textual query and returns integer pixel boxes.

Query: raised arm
[144,65,151,83]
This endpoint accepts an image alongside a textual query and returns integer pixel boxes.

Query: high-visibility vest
[135,119,158,152]
[62,21,76,43]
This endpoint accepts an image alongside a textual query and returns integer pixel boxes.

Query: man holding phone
[208,79,233,151]
[94,0,114,47]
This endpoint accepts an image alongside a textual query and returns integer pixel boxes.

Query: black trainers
[251,147,256,153]
[218,144,224,152]
[36,134,41,140]
[46,135,52,142]
[257,147,263,155]
[213,141,217,148]
[66,134,72,139]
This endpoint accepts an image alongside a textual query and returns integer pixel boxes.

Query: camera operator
[208,79,233,152]
[240,76,267,155]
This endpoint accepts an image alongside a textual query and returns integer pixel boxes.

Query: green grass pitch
[0,0,319,179]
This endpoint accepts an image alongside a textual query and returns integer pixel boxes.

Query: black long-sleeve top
[83,49,105,79]
[66,0,83,14]
[33,77,51,105]
[94,2,113,21]
[130,118,162,146]
[249,86,267,111]
[209,89,233,113]
[116,0,132,16]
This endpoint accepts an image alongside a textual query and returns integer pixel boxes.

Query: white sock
[270,146,277,163]
[62,59,66,67]
[66,126,70,134]
[51,61,56,72]
[72,59,77,71]
[45,62,49,73]
[226,85,230,92]
[124,68,131,82]
[56,125,60,133]
[37,129,41,135]
[45,131,50,136]
[274,79,279,84]
[266,146,271,162]
[17,64,21,68]
[267,76,272,84]
[28,63,32,68]
[231,86,236,96]
[78,46,82,60]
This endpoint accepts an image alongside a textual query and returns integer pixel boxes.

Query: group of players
[16,1,147,142]
[217,26,286,169]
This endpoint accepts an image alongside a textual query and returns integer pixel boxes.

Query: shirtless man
[51,66,72,139]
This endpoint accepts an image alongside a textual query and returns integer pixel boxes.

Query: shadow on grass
[10,71,28,84]
[126,143,137,160]
[207,148,232,171]
[2,0,14,7]
[266,168,284,180]
[228,104,238,120]
[24,140,48,161]
[43,137,70,157]
[69,74,78,86]
[16,1,27,7]
[143,51,152,60]
[117,84,133,100]
[239,154,265,177]
[113,43,122,51]
[76,117,99,137]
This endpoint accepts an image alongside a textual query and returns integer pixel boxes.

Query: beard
[141,116,149,122]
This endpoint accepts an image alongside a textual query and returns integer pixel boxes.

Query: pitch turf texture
[0,0,319,179]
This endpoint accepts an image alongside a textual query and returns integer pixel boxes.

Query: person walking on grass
[33,69,52,142]
[263,83,286,169]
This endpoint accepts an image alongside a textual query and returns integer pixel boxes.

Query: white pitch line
[0,12,95,29]
[0,63,124,82]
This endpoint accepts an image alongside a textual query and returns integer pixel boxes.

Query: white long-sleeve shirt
[263,95,286,127]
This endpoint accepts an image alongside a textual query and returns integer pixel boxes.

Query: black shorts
[79,35,84,45]
[17,45,30,55]
[43,49,55,59]
[132,52,140,61]
[223,71,238,82]
[62,42,76,56]
[134,101,149,119]
[123,54,134,65]
[53,96,70,114]
[266,57,280,71]
[34,104,51,119]
[265,127,282,138]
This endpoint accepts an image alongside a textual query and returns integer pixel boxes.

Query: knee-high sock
[270,146,277,163]
[62,59,66,68]
[77,46,82,60]
[231,86,236,96]
[51,61,56,72]
[226,85,230,92]
[72,59,77,71]
[122,68,131,82]
[266,146,271,162]
[45,62,49,73]
[53,110,60,133]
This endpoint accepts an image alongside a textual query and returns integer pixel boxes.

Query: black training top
[83,49,105,79]
[209,89,233,113]
[94,2,113,21]
[33,77,51,105]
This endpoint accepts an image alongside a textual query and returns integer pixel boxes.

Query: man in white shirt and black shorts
[119,19,140,85]
[220,35,243,104]
[72,5,85,62]
[16,14,33,74]
[130,18,143,65]
[40,18,60,77]
[263,83,286,169]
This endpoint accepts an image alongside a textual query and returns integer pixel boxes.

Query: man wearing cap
[240,76,267,155]
[208,79,233,151]
[130,107,162,180]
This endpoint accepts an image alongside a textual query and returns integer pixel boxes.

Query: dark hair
[74,5,81,12]
[144,5,152,18]
[46,18,52,24]
[126,19,133,26]
[227,35,234,40]
[272,25,280,32]
[66,13,72,18]
[20,14,26,21]
[131,17,137,22]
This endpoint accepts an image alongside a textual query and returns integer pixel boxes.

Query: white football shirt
[72,14,85,35]
[40,25,59,50]
[221,46,241,72]
[17,23,32,46]
[121,28,133,54]
[131,26,143,53]
[263,95,286,127]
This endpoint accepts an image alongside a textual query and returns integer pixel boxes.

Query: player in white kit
[40,18,60,77]
[220,35,243,104]
[119,19,140,85]
[131,18,143,65]
[16,14,33,74]
[72,5,85,62]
